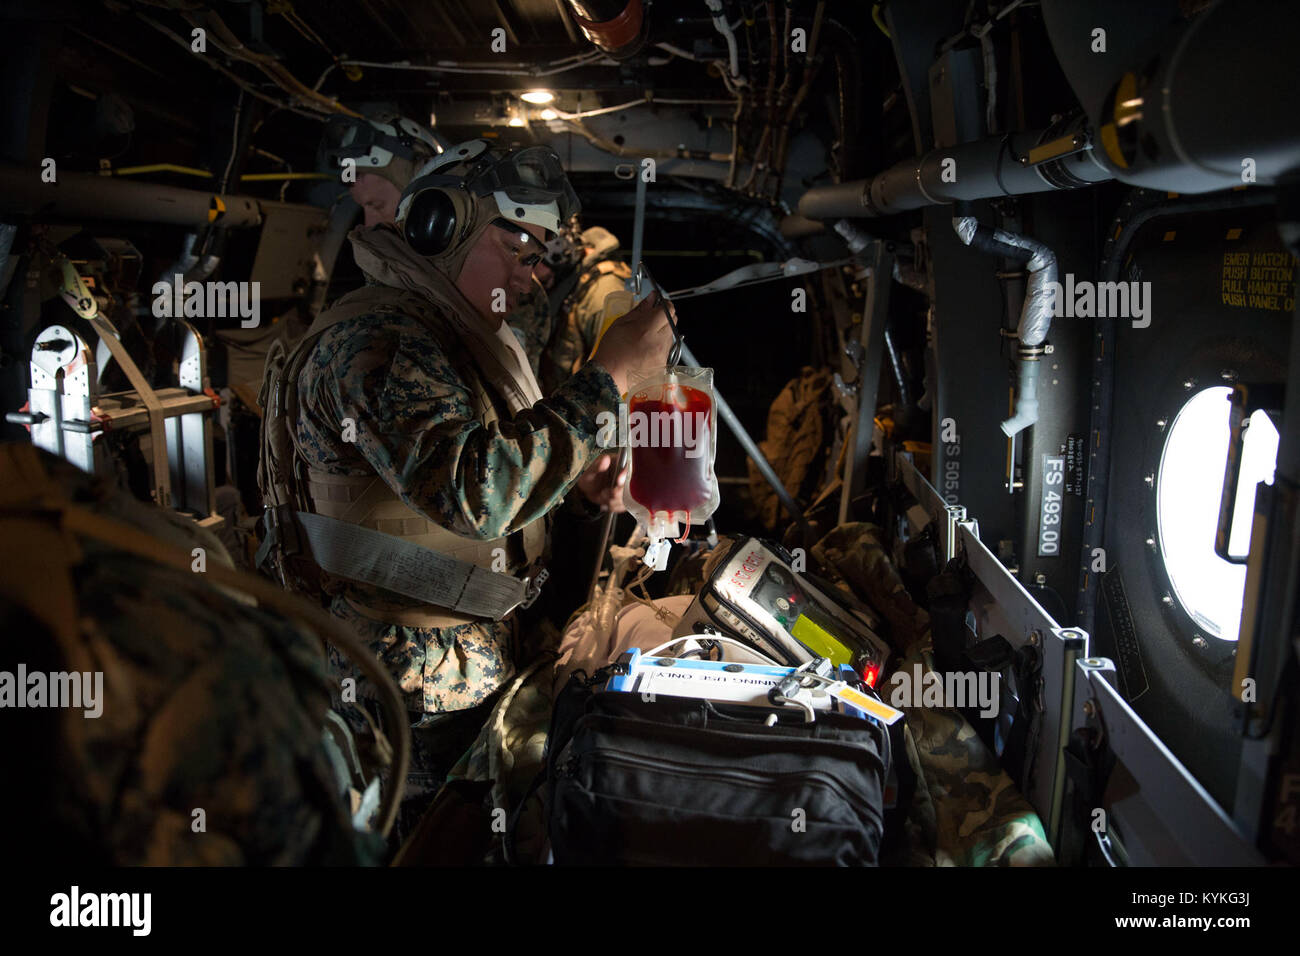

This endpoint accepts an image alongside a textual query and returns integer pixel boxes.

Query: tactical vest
[563,258,633,318]
[257,283,547,629]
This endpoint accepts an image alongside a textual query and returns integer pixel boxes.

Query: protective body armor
[257,282,546,629]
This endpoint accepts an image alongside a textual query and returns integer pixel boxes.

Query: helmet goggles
[322,115,423,167]
[466,146,580,223]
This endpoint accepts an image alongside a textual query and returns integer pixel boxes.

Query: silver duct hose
[833,219,872,255]
[704,0,742,87]
[156,232,222,334]
[1002,350,1041,438]
[891,260,927,292]
[164,232,202,283]
[953,216,1058,345]
[999,237,1055,348]
[951,215,979,247]
[953,216,1058,436]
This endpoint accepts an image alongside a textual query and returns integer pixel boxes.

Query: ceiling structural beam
[356,0,406,49]
[397,1,435,50]
[493,1,523,48]
[553,0,579,43]
[67,26,171,81]
[428,1,468,47]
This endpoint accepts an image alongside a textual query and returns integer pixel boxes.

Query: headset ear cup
[403,188,459,256]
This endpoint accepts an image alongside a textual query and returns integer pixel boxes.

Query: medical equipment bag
[542,663,890,866]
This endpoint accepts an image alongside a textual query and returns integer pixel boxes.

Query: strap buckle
[255,503,303,571]
[254,507,280,570]
[518,567,550,611]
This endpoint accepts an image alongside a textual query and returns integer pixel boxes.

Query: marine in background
[321,111,440,227]
[540,225,635,393]
[1,445,389,866]
[520,220,633,509]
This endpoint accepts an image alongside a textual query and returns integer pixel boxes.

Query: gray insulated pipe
[0,164,263,228]
[797,120,1113,220]
[954,216,1058,437]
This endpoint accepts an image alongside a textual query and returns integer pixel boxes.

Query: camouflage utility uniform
[506,274,556,381]
[288,224,620,830]
[1,446,384,866]
[811,522,1056,866]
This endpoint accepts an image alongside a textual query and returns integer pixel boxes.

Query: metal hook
[636,260,684,367]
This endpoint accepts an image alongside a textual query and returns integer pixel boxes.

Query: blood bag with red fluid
[623,366,721,568]
[628,386,712,512]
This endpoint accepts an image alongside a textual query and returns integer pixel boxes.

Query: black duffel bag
[542,671,890,866]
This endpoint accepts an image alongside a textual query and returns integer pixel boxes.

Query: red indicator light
[862,664,879,688]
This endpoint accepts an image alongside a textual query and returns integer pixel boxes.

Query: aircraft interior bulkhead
[0,0,1297,925]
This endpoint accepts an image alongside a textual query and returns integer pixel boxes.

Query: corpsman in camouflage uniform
[258,139,673,839]
[321,111,561,399]
[504,273,556,383]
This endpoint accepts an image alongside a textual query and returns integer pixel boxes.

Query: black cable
[218,89,245,196]
[1029,582,1069,625]
[742,0,757,92]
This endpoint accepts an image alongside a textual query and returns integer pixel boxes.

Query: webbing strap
[296,511,531,621]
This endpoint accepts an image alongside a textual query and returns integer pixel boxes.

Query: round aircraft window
[1156,386,1279,641]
